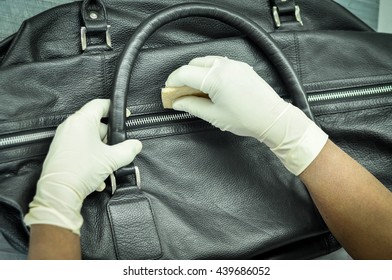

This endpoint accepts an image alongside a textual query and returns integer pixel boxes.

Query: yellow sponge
[161,86,209,109]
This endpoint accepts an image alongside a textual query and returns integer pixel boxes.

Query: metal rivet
[89,12,98,20]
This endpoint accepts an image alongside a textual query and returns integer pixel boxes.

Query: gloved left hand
[24,99,142,235]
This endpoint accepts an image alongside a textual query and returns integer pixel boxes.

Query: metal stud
[89,12,98,20]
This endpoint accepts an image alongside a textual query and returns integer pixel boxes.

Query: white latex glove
[24,99,142,235]
[165,56,328,175]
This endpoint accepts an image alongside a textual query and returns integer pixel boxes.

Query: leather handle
[109,2,314,145]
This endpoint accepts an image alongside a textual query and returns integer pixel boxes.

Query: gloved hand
[24,99,142,235]
[165,56,328,175]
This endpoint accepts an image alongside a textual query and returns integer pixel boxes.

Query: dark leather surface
[0,0,372,67]
[0,0,390,259]
[82,0,108,32]
[271,0,296,15]
[109,3,314,147]
[107,187,162,260]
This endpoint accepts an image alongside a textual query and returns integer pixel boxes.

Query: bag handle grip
[108,2,314,145]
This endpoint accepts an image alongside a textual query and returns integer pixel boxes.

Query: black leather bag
[1,0,391,259]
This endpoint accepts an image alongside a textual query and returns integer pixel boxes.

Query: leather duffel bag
[0,0,391,259]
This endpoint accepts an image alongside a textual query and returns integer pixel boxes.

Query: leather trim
[107,187,162,260]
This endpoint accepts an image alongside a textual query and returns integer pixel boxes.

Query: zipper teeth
[126,112,194,127]
[308,85,392,103]
[1,85,391,148]
[0,130,55,147]
[126,85,392,126]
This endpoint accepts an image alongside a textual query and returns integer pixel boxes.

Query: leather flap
[107,188,162,260]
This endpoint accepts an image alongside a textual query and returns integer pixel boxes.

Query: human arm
[28,225,81,260]
[24,99,142,260]
[300,139,392,259]
[165,56,392,259]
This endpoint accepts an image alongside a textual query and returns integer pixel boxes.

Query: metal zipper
[1,84,391,148]
[0,130,56,148]
[307,84,392,103]
[125,112,195,127]
[127,84,392,127]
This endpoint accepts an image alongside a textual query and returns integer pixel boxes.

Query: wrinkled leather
[109,3,314,147]
[0,0,371,67]
[0,0,391,260]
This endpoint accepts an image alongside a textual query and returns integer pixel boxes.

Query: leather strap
[81,0,111,51]
[81,0,108,32]
[269,0,303,28]
[270,0,296,16]
[107,187,162,259]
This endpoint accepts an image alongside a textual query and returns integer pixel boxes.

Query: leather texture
[108,2,314,148]
[107,187,162,260]
[0,0,391,260]
[271,0,296,14]
[82,0,109,32]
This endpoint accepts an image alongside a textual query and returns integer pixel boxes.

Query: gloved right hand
[165,56,328,175]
